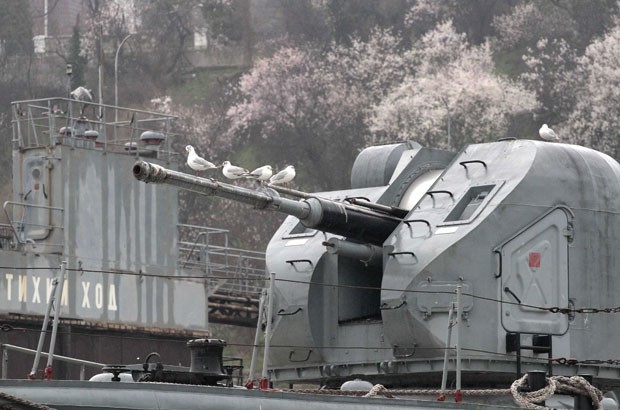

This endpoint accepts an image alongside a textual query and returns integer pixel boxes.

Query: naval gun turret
[134,140,620,391]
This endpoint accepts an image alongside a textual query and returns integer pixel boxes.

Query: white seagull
[70,86,93,102]
[269,165,296,186]
[245,165,273,183]
[70,86,94,115]
[185,145,216,175]
[539,124,559,142]
[222,161,249,180]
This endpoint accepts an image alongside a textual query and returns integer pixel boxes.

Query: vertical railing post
[45,260,67,379]
[224,232,230,272]
[2,345,8,379]
[439,303,455,398]
[261,272,276,384]
[247,288,267,388]
[455,285,462,401]
[204,231,211,276]
[48,100,56,146]
[29,272,59,379]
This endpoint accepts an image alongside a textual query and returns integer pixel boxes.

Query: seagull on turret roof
[539,124,559,142]
[186,145,217,175]
[222,161,249,180]
[269,165,296,186]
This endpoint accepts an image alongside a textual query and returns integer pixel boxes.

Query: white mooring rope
[510,374,603,410]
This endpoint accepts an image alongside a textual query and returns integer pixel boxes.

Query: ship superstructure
[0,97,264,379]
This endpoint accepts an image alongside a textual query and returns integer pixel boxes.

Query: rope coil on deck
[510,374,603,410]
[288,374,603,410]
[0,391,56,410]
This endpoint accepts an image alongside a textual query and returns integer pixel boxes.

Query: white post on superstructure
[248,288,267,385]
[440,303,455,392]
[262,272,276,380]
[2,345,7,379]
[46,261,67,374]
[29,268,60,378]
[115,34,132,125]
[98,26,104,120]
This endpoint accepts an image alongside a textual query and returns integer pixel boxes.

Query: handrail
[178,223,230,234]
[3,201,64,245]
[178,226,267,260]
[180,263,264,274]
[178,245,266,259]
[12,97,178,119]
[2,343,104,380]
[0,223,16,248]
[181,231,210,269]
[11,97,181,162]
[177,223,267,299]
[3,201,64,213]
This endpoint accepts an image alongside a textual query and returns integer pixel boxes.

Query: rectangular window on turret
[442,183,502,225]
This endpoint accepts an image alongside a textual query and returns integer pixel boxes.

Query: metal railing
[1,344,104,381]
[223,356,244,386]
[3,201,64,248]
[178,224,266,299]
[11,97,180,162]
[0,223,15,249]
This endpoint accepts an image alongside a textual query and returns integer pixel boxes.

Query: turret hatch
[498,207,571,335]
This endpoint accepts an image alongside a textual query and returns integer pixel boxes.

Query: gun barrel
[133,161,401,245]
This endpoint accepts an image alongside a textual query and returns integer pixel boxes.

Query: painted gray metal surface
[133,139,620,390]
[270,140,620,385]
[1,98,222,332]
[0,145,212,331]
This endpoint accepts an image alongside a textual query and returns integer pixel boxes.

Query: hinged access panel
[498,208,571,335]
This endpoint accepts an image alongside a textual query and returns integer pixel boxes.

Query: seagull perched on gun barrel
[269,165,296,186]
[222,161,249,180]
[245,165,273,184]
[539,124,559,142]
[185,145,216,175]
